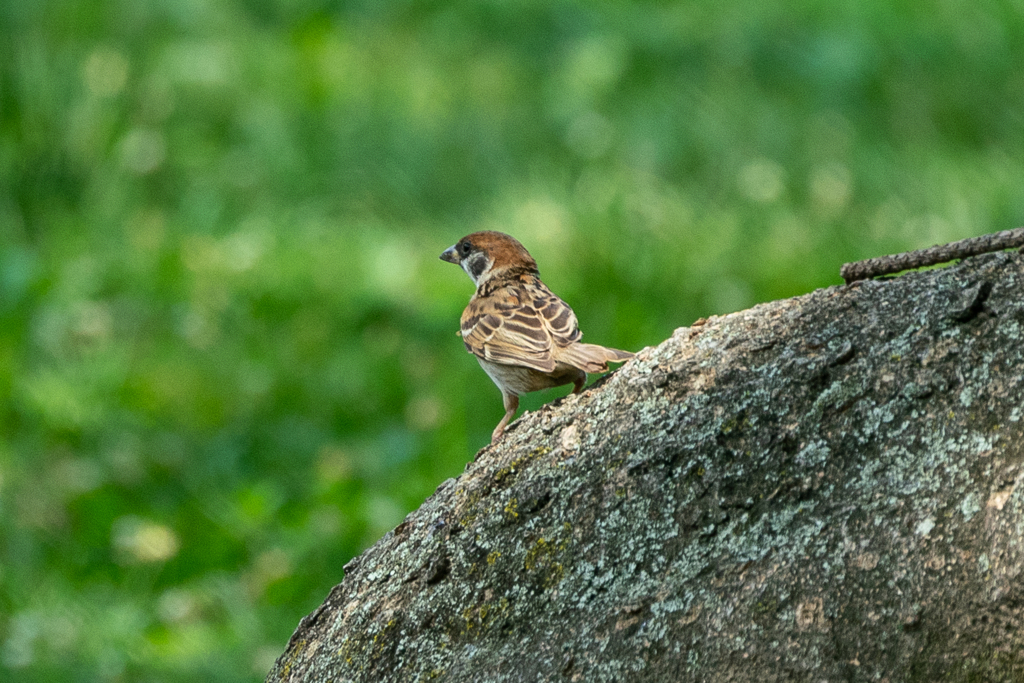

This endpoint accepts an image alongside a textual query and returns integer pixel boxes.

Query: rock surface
[268,251,1024,682]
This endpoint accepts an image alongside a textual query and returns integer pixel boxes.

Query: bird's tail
[560,343,634,374]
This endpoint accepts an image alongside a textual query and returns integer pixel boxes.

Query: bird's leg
[492,392,519,442]
[572,370,587,394]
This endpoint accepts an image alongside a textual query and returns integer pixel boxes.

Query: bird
[440,231,634,443]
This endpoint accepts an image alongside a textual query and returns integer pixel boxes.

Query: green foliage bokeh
[1,0,1022,680]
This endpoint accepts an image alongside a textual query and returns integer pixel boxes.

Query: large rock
[268,251,1024,682]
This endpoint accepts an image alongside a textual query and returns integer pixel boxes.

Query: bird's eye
[459,242,472,256]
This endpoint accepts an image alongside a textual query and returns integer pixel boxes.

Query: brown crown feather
[462,231,539,273]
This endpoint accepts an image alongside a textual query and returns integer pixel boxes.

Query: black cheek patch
[468,254,489,279]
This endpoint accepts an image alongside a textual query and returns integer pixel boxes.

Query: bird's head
[440,231,538,286]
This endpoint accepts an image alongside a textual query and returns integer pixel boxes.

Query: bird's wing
[460,279,582,373]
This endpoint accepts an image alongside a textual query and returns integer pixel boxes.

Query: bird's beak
[439,245,459,264]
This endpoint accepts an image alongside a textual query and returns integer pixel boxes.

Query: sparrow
[440,231,634,443]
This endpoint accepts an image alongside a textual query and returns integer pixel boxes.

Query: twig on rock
[841,227,1024,284]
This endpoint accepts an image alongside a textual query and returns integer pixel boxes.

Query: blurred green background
[1,0,1022,680]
